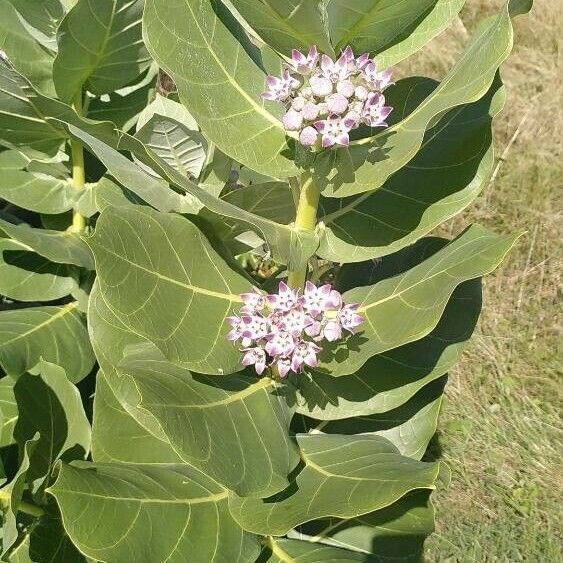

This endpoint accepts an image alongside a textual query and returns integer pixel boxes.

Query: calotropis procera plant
[0,0,532,560]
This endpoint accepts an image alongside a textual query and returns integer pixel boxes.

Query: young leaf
[48,462,260,562]
[228,433,440,535]
[143,0,298,178]
[317,225,520,376]
[0,239,76,302]
[0,303,95,381]
[53,0,150,102]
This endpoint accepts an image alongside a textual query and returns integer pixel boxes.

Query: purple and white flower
[262,44,394,148]
[226,281,365,377]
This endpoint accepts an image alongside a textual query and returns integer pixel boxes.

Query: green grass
[398,1,561,560]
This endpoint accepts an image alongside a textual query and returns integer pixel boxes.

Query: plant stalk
[70,90,86,232]
[287,172,320,289]
[0,490,44,518]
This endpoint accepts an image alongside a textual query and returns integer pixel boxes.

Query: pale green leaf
[329,0,466,67]
[48,462,260,562]
[317,74,505,262]
[228,433,439,535]
[53,0,151,102]
[0,170,75,214]
[228,0,333,56]
[119,349,299,497]
[295,277,481,419]
[293,490,435,561]
[0,238,76,302]
[0,218,94,269]
[143,0,298,178]
[316,2,517,197]
[262,537,365,562]
[0,376,17,447]
[316,225,519,376]
[13,361,91,496]
[0,303,95,381]
[0,0,56,96]
[136,93,198,131]
[88,205,251,374]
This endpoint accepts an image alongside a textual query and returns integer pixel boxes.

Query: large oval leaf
[143,0,298,178]
[87,205,251,374]
[228,433,439,535]
[316,225,519,376]
[48,462,260,563]
[119,350,299,497]
[317,73,505,262]
[316,2,518,197]
[53,0,150,102]
[0,303,95,381]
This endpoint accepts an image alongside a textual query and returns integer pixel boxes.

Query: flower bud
[299,126,318,146]
[354,85,368,100]
[310,75,333,97]
[282,109,303,131]
[336,79,355,98]
[292,96,306,111]
[326,93,349,114]
[302,102,320,121]
[317,102,329,116]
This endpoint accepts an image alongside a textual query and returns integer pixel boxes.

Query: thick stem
[70,90,86,232]
[287,172,320,289]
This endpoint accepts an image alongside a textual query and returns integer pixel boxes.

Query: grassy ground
[398,1,561,560]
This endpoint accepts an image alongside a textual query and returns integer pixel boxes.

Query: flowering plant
[0,0,531,560]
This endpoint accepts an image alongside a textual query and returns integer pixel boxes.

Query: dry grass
[397,0,561,560]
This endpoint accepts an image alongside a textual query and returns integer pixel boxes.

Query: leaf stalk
[70,90,86,232]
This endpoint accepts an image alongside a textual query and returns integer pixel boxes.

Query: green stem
[0,490,44,518]
[287,172,320,289]
[70,90,86,232]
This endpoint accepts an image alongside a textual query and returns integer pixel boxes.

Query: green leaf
[134,110,208,180]
[88,205,251,374]
[317,225,520,376]
[295,277,481,419]
[136,93,199,131]
[92,370,183,465]
[228,433,439,536]
[262,537,365,562]
[13,361,91,497]
[328,0,466,67]
[143,0,298,178]
[6,0,65,45]
[302,379,445,460]
[0,376,17,447]
[228,0,333,56]
[0,303,95,381]
[0,238,76,302]
[316,2,518,197]
[317,74,505,262]
[0,218,94,269]
[0,170,75,214]
[53,0,150,103]
[0,435,40,557]
[119,349,299,497]
[0,0,56,96]
[293,490,435,561]
[48,462,260,562]
[0,61,65,154]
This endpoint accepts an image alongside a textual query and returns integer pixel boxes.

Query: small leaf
[53,0,150,102]
[0,376,17,447]
[0,303,95,381]
[228,433,439,536]
[48,462,260,562]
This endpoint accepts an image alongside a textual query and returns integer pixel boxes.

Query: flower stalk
[70,89,86,232]
[287,172,320,289]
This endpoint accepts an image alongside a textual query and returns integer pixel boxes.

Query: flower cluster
[262,45,393,148]
[227,281,364,377]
